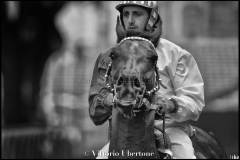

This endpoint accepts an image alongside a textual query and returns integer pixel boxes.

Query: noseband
[105,37,167,118]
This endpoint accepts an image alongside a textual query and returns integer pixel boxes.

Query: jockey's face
[122,6,150,33]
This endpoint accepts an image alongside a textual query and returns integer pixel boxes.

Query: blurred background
[1,1,238,158]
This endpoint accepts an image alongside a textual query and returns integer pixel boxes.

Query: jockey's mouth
[127,26,138,31]
[128,27,137,30]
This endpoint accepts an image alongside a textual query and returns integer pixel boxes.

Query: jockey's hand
[103,93,114,108]
[151,93,177,114]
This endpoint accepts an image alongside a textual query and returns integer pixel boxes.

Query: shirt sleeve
[169,49,205,122]
[88,52,113,125]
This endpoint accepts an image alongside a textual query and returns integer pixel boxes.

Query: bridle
[105,37,172,158]
[104,37,167,117]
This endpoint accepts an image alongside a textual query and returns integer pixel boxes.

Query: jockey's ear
[116,16,126,43]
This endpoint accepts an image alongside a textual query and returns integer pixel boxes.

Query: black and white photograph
[1,1,238,159]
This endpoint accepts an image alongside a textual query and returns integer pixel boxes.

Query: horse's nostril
[117,74,141,89]
[117,77,124,86]
[134,78,140,88]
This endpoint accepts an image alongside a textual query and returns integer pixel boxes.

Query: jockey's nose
[128,14,135,25]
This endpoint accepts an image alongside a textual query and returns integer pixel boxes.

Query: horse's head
[107,37,169,159]
[108,37,159,119]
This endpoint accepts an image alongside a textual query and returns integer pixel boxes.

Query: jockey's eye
[123,11,129,18]
[133,11,143,17]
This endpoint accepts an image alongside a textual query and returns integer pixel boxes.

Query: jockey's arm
[89,51,113,125]
[168,49,205,122]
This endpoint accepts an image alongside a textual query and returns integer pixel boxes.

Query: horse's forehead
[129,41,140,51]
[123,41,145,57]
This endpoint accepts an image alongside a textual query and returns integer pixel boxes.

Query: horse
[103,37,227,159]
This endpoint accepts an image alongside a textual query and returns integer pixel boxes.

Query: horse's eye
[148,55,158,62]
[110,52,115,60]
[110,49,120,60]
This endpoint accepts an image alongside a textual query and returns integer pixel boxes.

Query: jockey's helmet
[115,1,159,31]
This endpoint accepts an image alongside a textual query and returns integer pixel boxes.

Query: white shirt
[155,38,205,124]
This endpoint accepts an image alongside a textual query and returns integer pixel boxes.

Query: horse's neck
[109,108,158,158]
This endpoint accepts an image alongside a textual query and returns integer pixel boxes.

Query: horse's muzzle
[113,73,146,119]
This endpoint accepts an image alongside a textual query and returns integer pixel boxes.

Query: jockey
[88,1,205,159]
